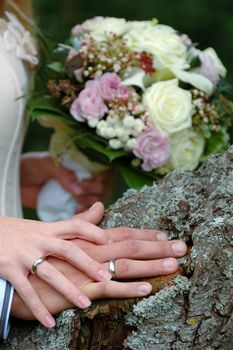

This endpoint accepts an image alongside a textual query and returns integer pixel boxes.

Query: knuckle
[87,260,99,273]
[33,303,47,318]
[127,240,140,257]
[117,259,129,275]
[38,266,53,282]
[70,218,81,231]
[60,240,75,255]
[119,227,132,240]
[65,286,78,302]
[20,285,32,299]
[97,282,107,296]
[0,254,11,270]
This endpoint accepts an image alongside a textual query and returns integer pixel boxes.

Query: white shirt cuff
[0,278,14,339]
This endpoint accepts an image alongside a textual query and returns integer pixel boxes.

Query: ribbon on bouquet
[37,155,92,222]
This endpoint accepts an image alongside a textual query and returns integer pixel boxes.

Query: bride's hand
[20,153,113,210]
[74,168,115,213]
[0,204,116,328]
[11,203,187,320]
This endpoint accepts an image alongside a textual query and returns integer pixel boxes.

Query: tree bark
[2,147,233,349]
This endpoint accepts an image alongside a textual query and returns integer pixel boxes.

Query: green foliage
[116,162,154,189]
[203,128,230,158]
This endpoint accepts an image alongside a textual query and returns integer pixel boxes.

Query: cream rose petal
[122,68,146,91]
[143,79,193,135]
[124,26,188,71]
[171,68,214,95]
[170,128,205,170]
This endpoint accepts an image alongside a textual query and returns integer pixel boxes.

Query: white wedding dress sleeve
[0,12,38,338]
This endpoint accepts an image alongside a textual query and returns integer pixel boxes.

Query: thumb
[54,166,85,196]
[75,202,105,224]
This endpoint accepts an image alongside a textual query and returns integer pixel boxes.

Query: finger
[94,240,187,262]
[36,261,91,309]
[21,186,40,208]
[77,181,104,195]
[46,217,109,244]
[75,202,104,224]
[53,166,84,196]
[103,258,178,279]
[12,275,55,328]
[47,239,112,282]
[75,206,90,214]
[107,227,168,242]
[84,280,152,300]
[92,169,115,182]
[74,195,101,208]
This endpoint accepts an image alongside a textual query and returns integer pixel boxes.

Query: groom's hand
[11,203,187,319]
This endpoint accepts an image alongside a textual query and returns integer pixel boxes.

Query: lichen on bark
[102,147,233,350]
[2,146,233,349]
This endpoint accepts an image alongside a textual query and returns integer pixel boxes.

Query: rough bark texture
[2,147,233,349]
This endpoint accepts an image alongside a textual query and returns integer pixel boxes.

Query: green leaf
[216,79,233,100]
[74,135,128,163]
[47,62,65,74]
[204,128,230,157]
[189,55,201,69]
[116,162,154,189]
[28,96,69,119]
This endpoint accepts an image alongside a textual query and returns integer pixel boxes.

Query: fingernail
[77,295,92,308]
[137,283,152,295]
[157,232,168,241]
[91,202,100,209]
[44,315,56,328]
[162,258,176,269]
[98,268,112,281]
[172,242,187,255]
[71,182,83,195]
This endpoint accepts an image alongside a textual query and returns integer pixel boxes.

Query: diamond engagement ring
[108,259,116,279]
[31,256,46,274]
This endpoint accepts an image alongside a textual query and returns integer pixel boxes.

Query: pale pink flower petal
[70,86,108,121]
[133,128,170,171]
[99,73,122,100]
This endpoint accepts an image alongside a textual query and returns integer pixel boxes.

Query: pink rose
[98,73,122,100]
[70,85,108,121]
[133,128,170,171]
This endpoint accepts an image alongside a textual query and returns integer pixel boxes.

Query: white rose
[124,25,188,70]
[143,79,193,135]
[170,128,205,170]
[127,19,158,31]
[203,47,227,78]
[78,17,129,42]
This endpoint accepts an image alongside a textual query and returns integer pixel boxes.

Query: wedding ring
[108,259,116,279]
[31,256,46,274]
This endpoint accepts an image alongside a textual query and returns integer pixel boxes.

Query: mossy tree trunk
[3,147,233,349]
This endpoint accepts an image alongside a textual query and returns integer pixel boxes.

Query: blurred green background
[27,0,233,152]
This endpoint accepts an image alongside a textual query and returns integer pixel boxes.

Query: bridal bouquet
[29,17,233,188]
